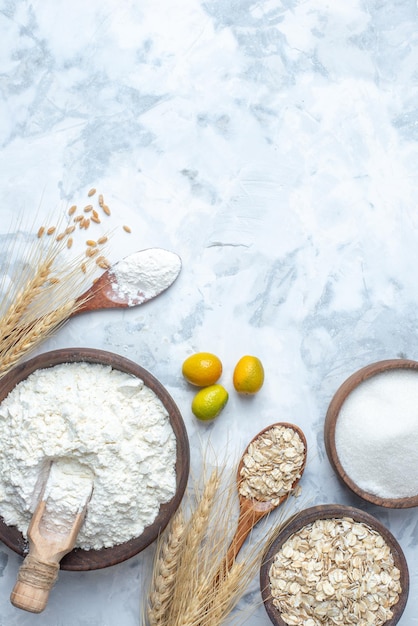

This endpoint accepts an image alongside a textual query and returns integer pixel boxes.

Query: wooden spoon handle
[225,513,254,570]
[10,554,59,613]
[224,507,266,573]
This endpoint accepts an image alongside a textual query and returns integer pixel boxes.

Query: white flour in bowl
[0,362,177,550]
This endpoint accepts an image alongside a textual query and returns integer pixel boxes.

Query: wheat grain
[46,226,56,235]
[87,188,96,197]
[68,205,77,216]
[84,205,93,213]
[102,205,111,216]
[96,256,110,269]
[91,215,101,224]
[123,225,132,233]
[37,226,45,238]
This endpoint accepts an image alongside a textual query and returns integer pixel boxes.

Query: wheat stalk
[147,509,186,626]
[185,469,221,557]
[0,257,53,337]
[0,300,78,377]
[0,223,96,379]
[169,469,221,624]
[143,463,282,626]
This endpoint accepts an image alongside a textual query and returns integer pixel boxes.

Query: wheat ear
[0,300,77,377]
[0,257,54,337]
[166,469,221,626]
[147,508,186,626]
[187,469,221,555]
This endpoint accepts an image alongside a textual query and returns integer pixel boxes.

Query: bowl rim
[0,347,190,571]
[324,358,418,508]
[260,503,410,626]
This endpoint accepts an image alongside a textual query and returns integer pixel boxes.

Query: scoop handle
[10,554,59,613]
[10,499,89,613]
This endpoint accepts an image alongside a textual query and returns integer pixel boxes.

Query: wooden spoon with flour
[73,248,182,315]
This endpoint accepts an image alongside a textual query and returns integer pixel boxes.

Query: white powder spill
[335,368,418,499]
[109,248,181,305]
[0,362,177,550]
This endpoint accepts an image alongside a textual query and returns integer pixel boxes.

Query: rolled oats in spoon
[239,424,306,506]
[222,422,307,573]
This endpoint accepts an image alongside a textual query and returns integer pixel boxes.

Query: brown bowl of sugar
[260,504,409,626]
[0,348,190,571]
[324,358,418,508]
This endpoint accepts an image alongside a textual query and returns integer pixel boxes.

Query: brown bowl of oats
[260,504,409,626]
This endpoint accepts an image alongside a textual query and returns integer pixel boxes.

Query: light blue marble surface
[1,0,418,624]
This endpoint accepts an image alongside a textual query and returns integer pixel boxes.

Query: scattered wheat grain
[74,215,83,223]
[86,248,99,257]
[37,227,45,238]
[97,236,108,245]
[65,226,75,235]
[86,240,97,247]
[96,257,110,269]
[68,205,77,216]
[98,194,104,207]
[123,225,132,233]
[102,205,111,216]
[84,205,93,213]
[55,233,65,242]
[47,226,56,236]
[91,216,101,224]
[87,188,96,197]
[67,238,73,249]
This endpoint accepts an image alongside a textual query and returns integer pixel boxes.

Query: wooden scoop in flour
[10,459,94,613]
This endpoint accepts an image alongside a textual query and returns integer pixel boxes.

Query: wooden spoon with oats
[224,422,307,572]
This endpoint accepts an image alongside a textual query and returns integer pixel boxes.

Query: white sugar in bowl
[324,358,418,508]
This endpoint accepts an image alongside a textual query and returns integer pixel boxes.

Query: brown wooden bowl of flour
[324,358,418,508]
[0,348,190,570]
[260,504,409,626]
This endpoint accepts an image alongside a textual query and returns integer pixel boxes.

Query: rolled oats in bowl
[260,505,409,626]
